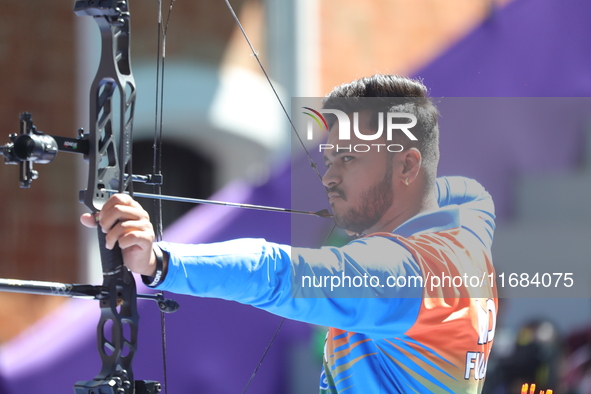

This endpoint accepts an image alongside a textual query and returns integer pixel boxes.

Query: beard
[330,165,394,234]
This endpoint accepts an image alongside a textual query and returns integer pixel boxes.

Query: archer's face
[321,111,396,234]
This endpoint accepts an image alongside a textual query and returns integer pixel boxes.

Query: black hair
[322,74,440,182]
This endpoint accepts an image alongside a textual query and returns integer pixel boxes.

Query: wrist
[142,245,167,287]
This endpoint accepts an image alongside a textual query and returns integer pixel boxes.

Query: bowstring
[221,1,339,393]
[153,0,163,240]
[153,1,176,393]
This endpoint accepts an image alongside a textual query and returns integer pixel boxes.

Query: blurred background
[1,0,591,393]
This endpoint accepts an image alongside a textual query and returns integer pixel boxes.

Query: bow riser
[75,0,136,212]
[73,1,152,393]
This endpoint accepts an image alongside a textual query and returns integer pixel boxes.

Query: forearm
[152,239,288,300]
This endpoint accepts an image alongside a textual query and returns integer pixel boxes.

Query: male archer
[82,74,497,393]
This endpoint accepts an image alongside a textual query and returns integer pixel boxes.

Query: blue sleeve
[436,176,496,247]
[437,176,494,211]
[156,237,423,338]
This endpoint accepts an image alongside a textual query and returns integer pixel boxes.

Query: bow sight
[1,112,88,187]
[0,112,162,190]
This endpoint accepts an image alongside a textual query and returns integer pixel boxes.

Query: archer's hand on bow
[80,194,158,277]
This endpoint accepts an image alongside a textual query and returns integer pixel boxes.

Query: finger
[98,193,143,222]
[117,230,153,252]
[104,219,154,250]
[120,238,157,276]
[80,213,98,228]
[99,203,150,234]
[100,193,138,213]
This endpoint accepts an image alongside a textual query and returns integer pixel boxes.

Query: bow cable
[221,1,340,393]
[153,1,177,393]
[152,1,337,392]
[223,0,324,184]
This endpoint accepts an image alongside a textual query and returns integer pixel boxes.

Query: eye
[324,155,353,169]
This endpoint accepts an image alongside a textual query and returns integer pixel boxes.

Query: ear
[399,148,422,185]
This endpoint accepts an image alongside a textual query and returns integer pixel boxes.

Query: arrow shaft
[103,189,331,217]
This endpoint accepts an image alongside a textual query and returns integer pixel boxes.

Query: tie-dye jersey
[155,176,497,394]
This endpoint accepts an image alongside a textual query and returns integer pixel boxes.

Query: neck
[364,185,439,235]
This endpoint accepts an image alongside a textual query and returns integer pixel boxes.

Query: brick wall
[0,0,78,342]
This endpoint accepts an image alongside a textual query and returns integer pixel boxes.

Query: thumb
[80,212,98,228]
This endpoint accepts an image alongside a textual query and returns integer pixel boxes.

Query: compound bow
[0,1,171,392]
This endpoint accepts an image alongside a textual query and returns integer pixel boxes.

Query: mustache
[326,186,346,201]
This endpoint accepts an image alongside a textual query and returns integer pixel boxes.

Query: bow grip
[97,228,125,276]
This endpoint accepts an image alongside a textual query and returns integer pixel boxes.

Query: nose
[322,165,340,189]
